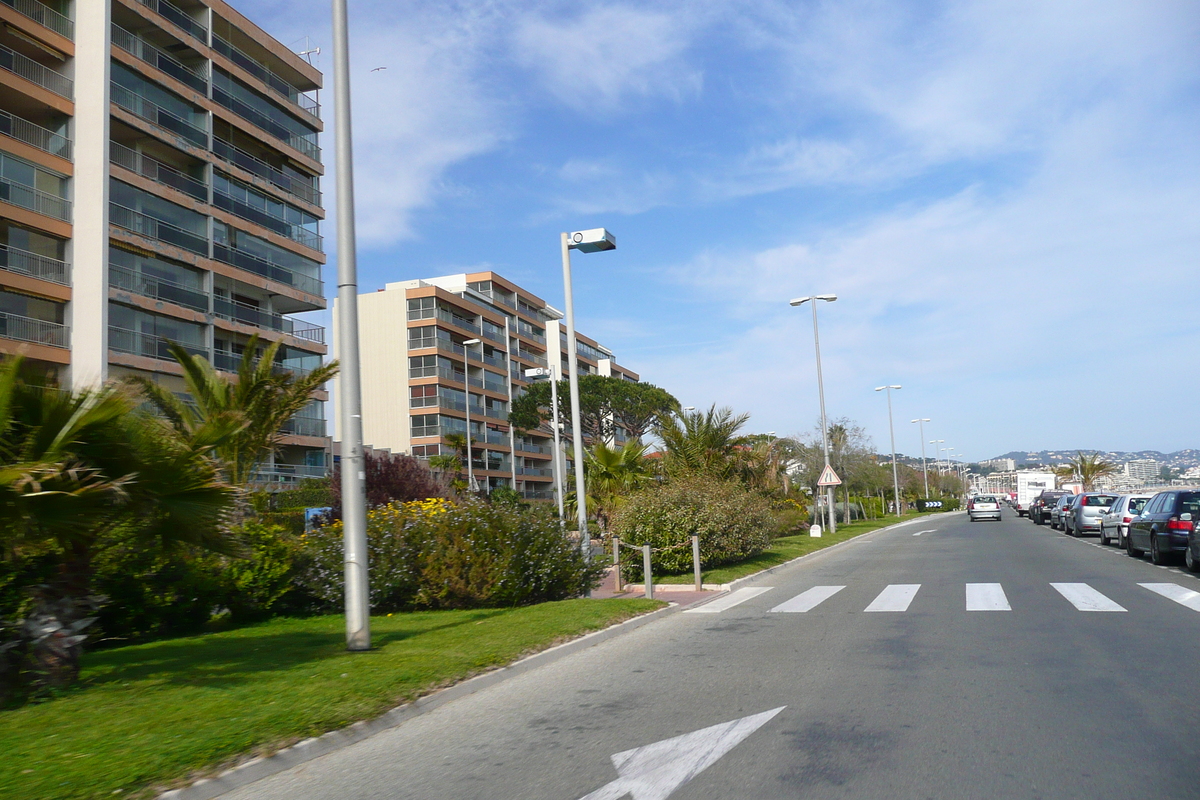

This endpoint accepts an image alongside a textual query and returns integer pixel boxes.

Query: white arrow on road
[576,706,785,800]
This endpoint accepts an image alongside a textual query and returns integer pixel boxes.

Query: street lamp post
[911,418,930,497]
[331,0,369,651]
[525,366,564,519]
[462,338,481,493]
[875,386,902,517]
[931,439,945,474]
[560,228,616,560]
[790,294,838,533]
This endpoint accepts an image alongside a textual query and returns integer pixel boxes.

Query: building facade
[0,0,329,484]
[334,272,640,500]
[1124,459,1160,484]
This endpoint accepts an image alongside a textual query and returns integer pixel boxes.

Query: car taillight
[1166,518,1194,532]
[1122,516,1132,523]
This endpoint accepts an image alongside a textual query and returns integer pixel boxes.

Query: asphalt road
[224,511,1200,800]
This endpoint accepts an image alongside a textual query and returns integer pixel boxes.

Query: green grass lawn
[657,513,939,585]
[0,598,663,800]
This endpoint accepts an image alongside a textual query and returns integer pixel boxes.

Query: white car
[1099,494,1152,548]
[968,495,1002,522]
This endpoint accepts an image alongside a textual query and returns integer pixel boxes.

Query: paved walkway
[591,567,719,608]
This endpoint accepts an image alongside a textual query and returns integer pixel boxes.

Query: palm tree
[0,357,237,690]
[128,334,338,487]
[584,440,653,531]
[430,432,470,492]
[1070,451,1118,491]
[655,405,752,481]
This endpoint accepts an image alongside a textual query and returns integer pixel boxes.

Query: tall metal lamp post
[875,385,902,517]
[790,294,838,533]
[331,0,369,651]
[560,228,616,559]
[931,439,945,474]
[525,366,564,519]
[911,418,930,497]
[461,338,482,493]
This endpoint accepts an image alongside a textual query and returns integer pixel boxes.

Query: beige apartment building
[0,0,330,484]
[335,272,639,500]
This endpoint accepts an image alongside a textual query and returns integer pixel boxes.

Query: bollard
[692,535,701,591]
[642,544,653,600]
[612,537,621,594]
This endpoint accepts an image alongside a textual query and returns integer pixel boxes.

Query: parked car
[1063,492,1117,537]
[1099,494,1152,548]
[1030,490,1068,525]
[1050,494,1076,530]
[968,495,1002,522]
[1127,490,1200,565]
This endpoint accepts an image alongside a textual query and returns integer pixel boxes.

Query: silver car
[969,495,1002,522]
[1099,494,1152,548]
[1050,494,1076,530]
[1065,492,1117,537]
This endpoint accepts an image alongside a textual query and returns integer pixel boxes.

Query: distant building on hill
[1124,459,1160,484]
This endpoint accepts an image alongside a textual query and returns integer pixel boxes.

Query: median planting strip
[0,598,663,800]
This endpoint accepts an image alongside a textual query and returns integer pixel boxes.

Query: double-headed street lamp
[790,294,837,533]
[930,439,945,474]
[911,418,930,497]
[524,366,564,520]
[462,338,482,493]
[560,228,616,560]
[875,385,902,517]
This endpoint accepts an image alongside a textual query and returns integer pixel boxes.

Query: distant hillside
[988,450,1200,470]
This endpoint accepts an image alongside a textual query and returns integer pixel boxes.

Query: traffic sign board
[817,465,842,486]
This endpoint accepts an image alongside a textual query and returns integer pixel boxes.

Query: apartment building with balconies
[334,272,640,501]
[0,0,330,485]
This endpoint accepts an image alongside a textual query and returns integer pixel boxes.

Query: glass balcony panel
[111,24,208,93]
[110,203,208,255]
[110,142,207,201]
[108,325,206,360]
[135,0,206,42]
[109,263,208,311]
[111,82,208,148]
[211,138,320,206]
[211,33,320,119]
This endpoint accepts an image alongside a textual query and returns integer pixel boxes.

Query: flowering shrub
[609,475,775,579]
[303,498,601,611]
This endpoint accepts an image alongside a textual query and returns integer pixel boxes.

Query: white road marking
[1139,583,1200,612]
[1050,583,1127,612]
[913,530,936,536]
[577,707,786,800]
[864,584,921,612]
[769,585,845,613]
[965,583,1011,611]
[684,587,772,614]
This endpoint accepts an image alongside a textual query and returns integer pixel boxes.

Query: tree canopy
[509,375,678,442]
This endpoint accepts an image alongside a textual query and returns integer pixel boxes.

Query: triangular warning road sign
[817,464,842,486]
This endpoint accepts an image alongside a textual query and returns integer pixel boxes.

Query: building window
[407,296,435,320]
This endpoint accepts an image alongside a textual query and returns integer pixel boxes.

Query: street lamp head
[911,418,930,423]
[684,406,695,411]
[874,385,901,392]
[462,338,481,346]
[789,294,837,307]
[566,228,616,253]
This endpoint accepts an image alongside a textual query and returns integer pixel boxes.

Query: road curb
[156,603,679,800]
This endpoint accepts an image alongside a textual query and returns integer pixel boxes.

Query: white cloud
[514,5,702,112]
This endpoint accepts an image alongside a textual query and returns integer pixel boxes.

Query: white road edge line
[1050,582,1126,612]
[913,530,936,536]
[1139,583,1200,612]
[965,583,1011,611]
[769,585,846,613]
[683,586,773,614]
[864,584,921,612]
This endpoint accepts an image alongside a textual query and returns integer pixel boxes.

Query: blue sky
[242,0,1200,461]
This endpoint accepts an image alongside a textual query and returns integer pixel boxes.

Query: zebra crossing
[682,581,1200,615]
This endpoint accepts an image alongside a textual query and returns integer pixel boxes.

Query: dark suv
[1127,490,1200,565]
[1030,490,1067,525]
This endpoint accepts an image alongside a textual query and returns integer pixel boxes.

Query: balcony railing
[0,0,73,39]
[484,431,509,446]
[135,0,206,42]
[112,24,208,93]
[0,175,70,221]
[109,264,208,312]
[411,394,465,412]
[108,326,206,360]
[517,466,553,477]
[0,243,68,284]
[211,82,319,161]
[0,311,67,347]
[483,406,507,420]
[482,352,506,368]
[212,296,325,343]
[518,326,546,345]
[110,141,207,201]
[111,82,208,148]
[437,308,480,335]
[0,43,72,98]
[516,441,551,455]
[211,137,320,206]
[110,202,208,255]
[280,414,325,438]
[211,240,323,296]
[211,33,320,120]
[249,464,328,485]
[520,488,555,500]
[0,110,71,160]
[212,187,322,251]
[482,326,504,344]
[514,350,548,367]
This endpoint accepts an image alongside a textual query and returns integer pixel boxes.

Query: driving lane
[223,511,1200,800]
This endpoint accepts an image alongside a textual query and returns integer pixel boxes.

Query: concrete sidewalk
[591,566,718,608]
